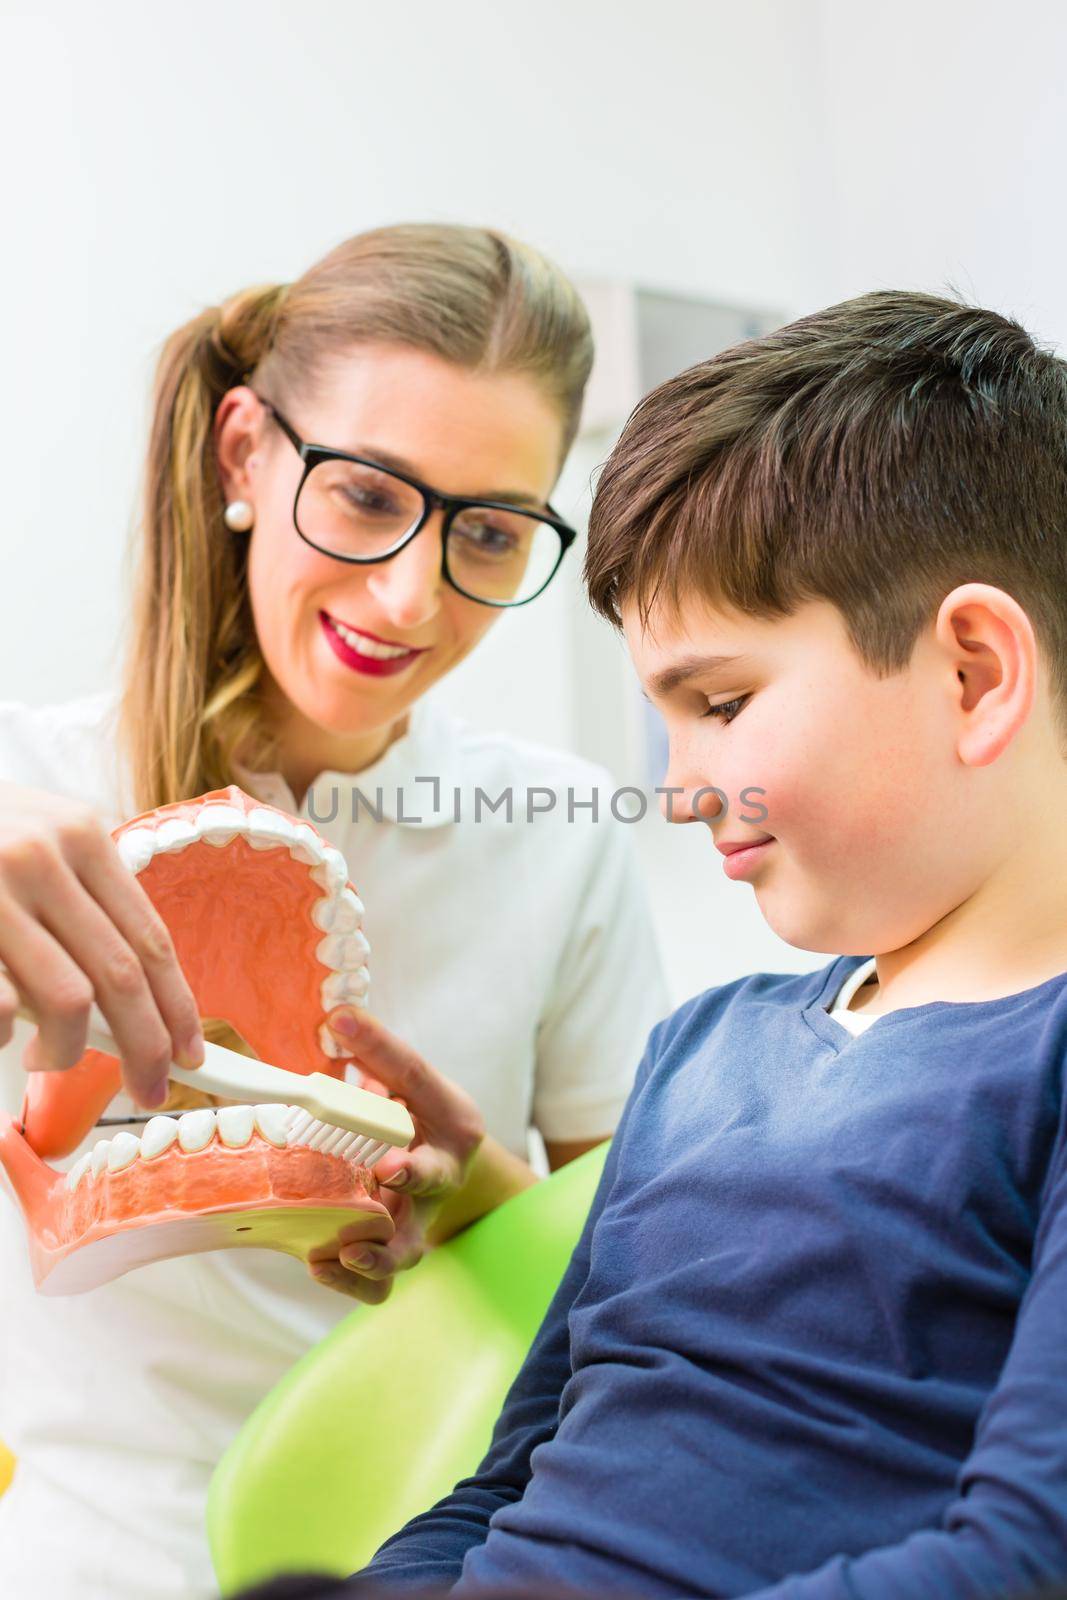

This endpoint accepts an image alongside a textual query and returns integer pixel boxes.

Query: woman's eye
[701,695,748,724]
[344,486,397,515]
[453,519,517,555]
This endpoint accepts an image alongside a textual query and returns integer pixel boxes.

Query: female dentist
[0,223,667,1598]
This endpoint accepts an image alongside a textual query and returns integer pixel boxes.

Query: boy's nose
[659,759,727,826]
[364,517,445,633]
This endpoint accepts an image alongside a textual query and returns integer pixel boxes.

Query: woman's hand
[0,781,205,1108]
[307,1007,486,1304]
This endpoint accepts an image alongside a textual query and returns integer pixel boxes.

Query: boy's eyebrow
[647,653,749,698]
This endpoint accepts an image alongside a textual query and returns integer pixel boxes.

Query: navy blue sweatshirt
[360,956,1067,1597]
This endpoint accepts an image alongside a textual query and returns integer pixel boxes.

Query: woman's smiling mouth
[319,611,430,678]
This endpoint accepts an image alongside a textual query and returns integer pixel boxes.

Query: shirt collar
[233,694,462,829]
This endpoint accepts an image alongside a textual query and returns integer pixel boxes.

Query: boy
[351,292,1067,1596]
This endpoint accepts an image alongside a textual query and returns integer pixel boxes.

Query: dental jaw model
[0,786,387,1295]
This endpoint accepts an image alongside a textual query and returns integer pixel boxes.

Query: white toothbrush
[15,1002,415,1170]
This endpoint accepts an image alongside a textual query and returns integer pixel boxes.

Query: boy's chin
[755,891,860,957]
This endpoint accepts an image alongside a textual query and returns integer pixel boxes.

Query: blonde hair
[121,223,594,811]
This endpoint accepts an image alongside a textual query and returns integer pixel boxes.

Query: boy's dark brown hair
[585,290,1067,721]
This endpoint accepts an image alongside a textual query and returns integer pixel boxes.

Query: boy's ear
[935,583,1037,768]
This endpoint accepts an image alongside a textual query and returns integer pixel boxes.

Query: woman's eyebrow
[345,443,546,508]
[647,653,749,698]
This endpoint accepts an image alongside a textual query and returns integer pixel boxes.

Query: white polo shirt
[0,690,668,1599]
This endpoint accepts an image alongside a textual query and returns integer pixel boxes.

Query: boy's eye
[701,695,748,724]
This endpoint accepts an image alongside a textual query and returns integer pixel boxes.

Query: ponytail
[121,285,288,810]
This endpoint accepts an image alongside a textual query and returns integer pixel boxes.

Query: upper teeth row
[114,803,370,1046]
[331,619,412,660]
[67,1103,292,1190]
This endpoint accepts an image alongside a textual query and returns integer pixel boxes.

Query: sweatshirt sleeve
[743,1118,1067,1600]
[354,1036,658,1592]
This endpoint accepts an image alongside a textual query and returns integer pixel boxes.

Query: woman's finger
[326,1008,453,1112]
[337,1235,424,1280]
[305,1211,394,1268]
[351,1070,394,1101]
[0,811,203,1104]
[57,820,205,1068]
[0,965,17,1049]
[376,1141,463,1198]
[326,1007,482,1150]
[308,1260,393,1305]
[0,896,99,1076]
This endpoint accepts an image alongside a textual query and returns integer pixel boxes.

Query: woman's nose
[364,517,445,632]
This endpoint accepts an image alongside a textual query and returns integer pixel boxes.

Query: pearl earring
[223,500,255,533]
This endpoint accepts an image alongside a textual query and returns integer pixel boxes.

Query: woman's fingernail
[382,1168,409,1189]
[330,1008,362,1039]
[176,1035,204,1070]
[143,1078,170,1109]
[346,1250,376,1272]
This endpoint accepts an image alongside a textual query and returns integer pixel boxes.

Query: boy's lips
[717,836,775,880]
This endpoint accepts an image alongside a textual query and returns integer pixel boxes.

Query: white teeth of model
[312,888,365,935]
[316,932,372,971]
[217,1105,255,1148]
[155,816,200,853]
[177,1108,217,1152]
[289,824,324,867]
[319,1022,355,1060]
[196,805,247,846]
[253,1104,291,1148]
[116,828,157,874]
[107,1131,141,1173]
[245,809,298,851]
[310,847,349,894]
[67,1152,92,1192]
[321,967,371,1009]
[140,1115,180,1161]
[89,1139,111,1179]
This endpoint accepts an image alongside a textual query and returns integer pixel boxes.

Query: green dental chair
[207,1140,609,1595]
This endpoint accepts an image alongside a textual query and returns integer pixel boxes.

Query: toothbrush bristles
[283,1110,390,1167]
[287,1109,314,1142]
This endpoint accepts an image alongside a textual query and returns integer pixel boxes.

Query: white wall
[814,0,1067,343]
[0,0,1062,1003]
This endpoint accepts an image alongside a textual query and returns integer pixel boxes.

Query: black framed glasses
[254,394,577,608]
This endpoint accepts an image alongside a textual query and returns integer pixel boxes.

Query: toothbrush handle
[167,1048,306,1105]
[15,1002,290,1104]
[80,1005,303,1104]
